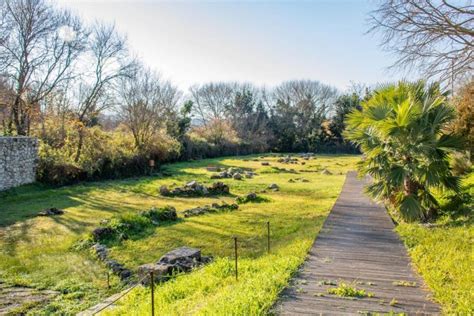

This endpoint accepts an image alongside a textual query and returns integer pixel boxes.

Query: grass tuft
[326,282,374,298]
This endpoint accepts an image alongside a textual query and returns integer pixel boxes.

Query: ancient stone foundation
[0,137,38,191]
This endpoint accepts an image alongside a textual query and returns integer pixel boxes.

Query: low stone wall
[0,137,38,191]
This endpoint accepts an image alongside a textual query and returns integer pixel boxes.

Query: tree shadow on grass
[0,195,84,228]
[0,166,213,228]
[113,210,327,266]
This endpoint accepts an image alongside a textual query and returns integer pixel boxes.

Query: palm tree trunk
[403,176,419,196]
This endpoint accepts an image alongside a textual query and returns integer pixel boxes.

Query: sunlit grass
[396,172,474,315]
[0,154,359,314]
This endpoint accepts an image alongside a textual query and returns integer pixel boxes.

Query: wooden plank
[275,171,440,315]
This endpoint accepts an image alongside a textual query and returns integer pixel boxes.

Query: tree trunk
[12,96,27,135]
[403,176,419,196]
[74,127,84,163]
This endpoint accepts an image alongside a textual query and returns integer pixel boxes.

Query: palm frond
[399,195,423,222]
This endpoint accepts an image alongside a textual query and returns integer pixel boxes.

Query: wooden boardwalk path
[275,172,439,315]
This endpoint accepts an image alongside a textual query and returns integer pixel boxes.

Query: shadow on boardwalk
[275,171,439,315]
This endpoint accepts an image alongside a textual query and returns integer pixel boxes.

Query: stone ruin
[138,247,212,284]
[276,153,316,164]
[321,169,333,175]
[159,181,229,197]
[270,166,298,174]
[288,177,310,183]
[235,192,260,204]
[267,183,280,191]
[37,207,64,216]
[209,167,256,180]
[92,244,132,281]
[299,153,316,160]
[183,202,239,217]
[278,155,299,164]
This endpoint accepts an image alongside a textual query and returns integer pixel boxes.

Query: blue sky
[57,0,415,91]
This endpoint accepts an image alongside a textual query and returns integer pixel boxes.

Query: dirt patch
[0,281,58,315]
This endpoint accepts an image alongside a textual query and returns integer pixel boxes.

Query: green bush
[90,206,178,244]
[36,124,181,186]
[450,152,472,176]
[140,206,178,222]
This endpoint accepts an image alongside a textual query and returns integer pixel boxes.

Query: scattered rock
[278,155,299,164]
[159,185,170,196]
[206,166,222,172]
[288,178,310,183]
[183,202,238,217]
[233,172,243,180]
[207,182,230,195]
[209,167,256,180]
[321,169,332,175]
[244,171,255,178]
[138,247,212,284]
[299,153,316,160]
[159,181,229,197]
[91,227,115,242]
[236,192,261,204]
[37,207,64,216]
[261,162,270,166]
[268,183,280,191]
[246,192,258,200]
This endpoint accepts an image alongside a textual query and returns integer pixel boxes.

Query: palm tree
[344,81,462,222]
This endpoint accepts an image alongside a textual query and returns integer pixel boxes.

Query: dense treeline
[0,0,363,185]
[0,0,471,188]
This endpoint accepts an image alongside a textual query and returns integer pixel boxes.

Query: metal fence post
[234,237,238,281]
[267,221,270,254]
[150,271,155,316]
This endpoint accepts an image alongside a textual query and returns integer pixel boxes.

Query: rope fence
[93,221,273,315]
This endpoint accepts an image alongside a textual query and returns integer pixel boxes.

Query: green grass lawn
[396,171,474,315]
[0,154,359,315]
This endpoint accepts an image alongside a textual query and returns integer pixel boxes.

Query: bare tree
[224,84,272,149]
[189,82,235,123]
[271,80,339,151]
[0,0,86,135]
[72,23,135,161]
[119,67,181,151]
[368,0,474,83]
[273,80,338,117]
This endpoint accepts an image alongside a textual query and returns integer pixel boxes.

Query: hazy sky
[57,0,413,91]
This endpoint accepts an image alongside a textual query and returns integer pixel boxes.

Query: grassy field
[396,171,474,315]
[0,154,359,315]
